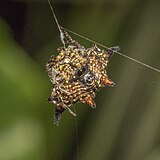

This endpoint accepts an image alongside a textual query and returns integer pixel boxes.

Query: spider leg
[60,27,84,49]
[65,107,77,117]
[54,106,65,126]
[106,46,121,57]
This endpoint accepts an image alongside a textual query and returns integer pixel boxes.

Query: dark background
[0,0,160,160]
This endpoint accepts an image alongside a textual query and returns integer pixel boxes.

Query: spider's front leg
[107,46,121,56]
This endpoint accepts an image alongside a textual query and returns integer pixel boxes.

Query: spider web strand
[47,0,65,46]
[73,107,80,160]
[62,27,160,74]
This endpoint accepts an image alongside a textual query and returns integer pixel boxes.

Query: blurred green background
[0,0,160,160]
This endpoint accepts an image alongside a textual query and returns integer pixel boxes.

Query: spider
[46,27,120,126]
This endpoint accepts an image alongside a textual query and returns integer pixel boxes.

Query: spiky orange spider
[46,28,120,126]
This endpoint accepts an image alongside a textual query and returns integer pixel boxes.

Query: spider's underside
[46,28,120,126]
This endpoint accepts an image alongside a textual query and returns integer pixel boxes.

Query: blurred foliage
[0,0,160,160]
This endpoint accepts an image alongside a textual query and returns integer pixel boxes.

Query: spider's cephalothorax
[46,27,120,126]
